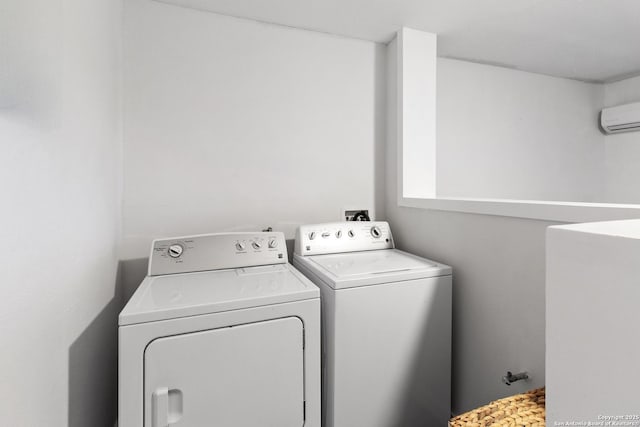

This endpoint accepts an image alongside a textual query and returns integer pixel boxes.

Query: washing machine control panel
[148,232,288,276]
[294,221,394,256]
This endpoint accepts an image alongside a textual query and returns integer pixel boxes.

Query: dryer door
[144,317,304,427]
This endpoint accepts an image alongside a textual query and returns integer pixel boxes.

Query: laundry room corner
[4,1,640,425]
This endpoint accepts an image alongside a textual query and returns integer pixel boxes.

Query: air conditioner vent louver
[607,122,640,132]
[601,102,640,134]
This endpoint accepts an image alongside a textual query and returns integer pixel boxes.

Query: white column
[396,28,437,200]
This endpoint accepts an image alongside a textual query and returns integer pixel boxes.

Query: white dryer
[119,232,320,427]
[293,221,452,427]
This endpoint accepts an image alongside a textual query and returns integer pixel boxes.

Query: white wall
[603,75,640,203]
[436,58,605,202]
[387,41,552,414]
[435,61,640,206]
[0,0,122,425]
[546,220,640,423]
[122,0,386,262]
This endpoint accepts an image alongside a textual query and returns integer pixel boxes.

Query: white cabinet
[546,220,640,423]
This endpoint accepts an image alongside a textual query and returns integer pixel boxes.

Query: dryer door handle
[152,387,184,426]
[152,387,169,427]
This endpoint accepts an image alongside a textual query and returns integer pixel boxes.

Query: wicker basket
[449,387,545,427]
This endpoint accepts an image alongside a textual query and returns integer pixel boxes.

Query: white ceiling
[155,0,640,83]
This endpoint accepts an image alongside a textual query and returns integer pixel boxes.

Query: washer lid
[302,249,451,289]
[119,264,319,326]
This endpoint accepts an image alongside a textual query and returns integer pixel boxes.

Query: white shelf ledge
[399,196,640,223]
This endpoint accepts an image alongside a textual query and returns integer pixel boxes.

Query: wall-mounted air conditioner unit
[600,102,640,134]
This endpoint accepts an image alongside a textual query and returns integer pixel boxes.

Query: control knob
[347,230,355,238]
[168,244,184,258]
[370,226,382,238]
[336,230,342,238]
[309,232,316,240]
[268,238,278,249]
[235,242,246,251]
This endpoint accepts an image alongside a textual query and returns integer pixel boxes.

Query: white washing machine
[119,232,320,427]
[293,221,452,427]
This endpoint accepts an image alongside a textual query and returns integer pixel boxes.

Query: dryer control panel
[294,221,394,256]
[148,232,287,276]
